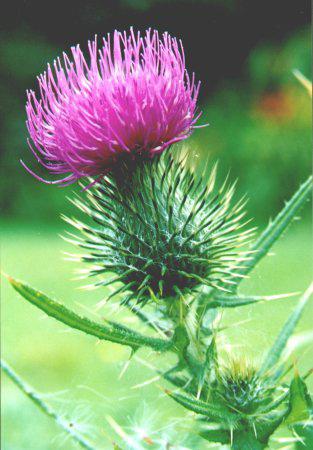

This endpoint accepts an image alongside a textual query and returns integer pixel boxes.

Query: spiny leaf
[208,292,296,309]
[259,284,313,375]
[205,335,217,370]
[293,421,313,449]
[7,276,172,352]
[198,425,229,444]
[171,324,190,363]
[285,373,313,425]
[257,391,289,415]
[1,359,96,450]
[166,389,233,421]
[235,176,312,284]
[255,410,288,443]
[232,432,266,450]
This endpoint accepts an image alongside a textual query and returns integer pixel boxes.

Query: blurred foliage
[0,1,310,224]
[192,27,311,222]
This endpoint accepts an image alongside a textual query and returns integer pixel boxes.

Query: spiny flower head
[65,150,254,306]
[216,358,275,414]
[24,28,201,185]
[193,356,288,446]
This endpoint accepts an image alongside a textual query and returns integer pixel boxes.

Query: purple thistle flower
[24,28,201,185]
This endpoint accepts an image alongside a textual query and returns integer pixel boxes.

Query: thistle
[65,150,253,306]
[168,284,313,449]
[194,363,288,449]
[23,29,201,185]
[3,27,312,450]
[205,357,287,441]
[216,358,276,415]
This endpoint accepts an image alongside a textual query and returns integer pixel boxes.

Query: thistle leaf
[7,276,172,352]
[235,176,312,283]
[259,284,313,375]
[208,292,295,309]
[166,390,233,421]
[232,432,266,450]
[285,373,313,425]
[255,410,288,443]
[293,421,313,449]
[1,359,96,450]
[198,426,229,444]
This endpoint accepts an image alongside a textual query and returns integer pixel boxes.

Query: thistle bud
[196,356,288,447]
[216,358,275,414]
[65,150,253,306]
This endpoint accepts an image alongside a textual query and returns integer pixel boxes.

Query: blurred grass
[1,216,312,449]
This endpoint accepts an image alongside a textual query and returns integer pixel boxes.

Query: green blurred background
[1,0,312,448]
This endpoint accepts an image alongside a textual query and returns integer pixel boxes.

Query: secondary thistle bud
[65,150,254,306]
[188,356,289,448]
[216,358,274,414]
